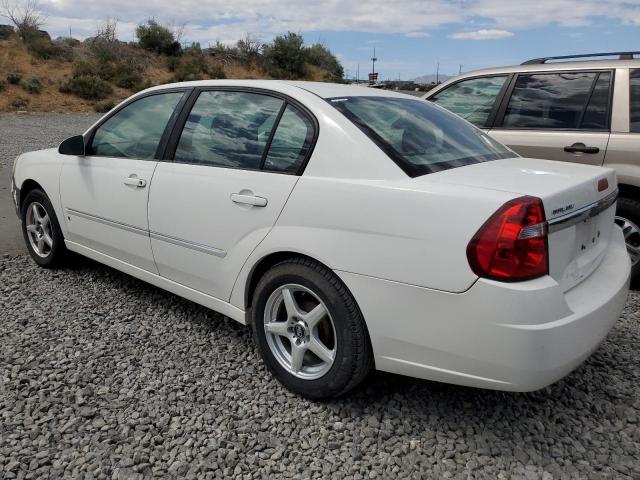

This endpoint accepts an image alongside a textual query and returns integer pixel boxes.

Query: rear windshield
[330,96,515,177]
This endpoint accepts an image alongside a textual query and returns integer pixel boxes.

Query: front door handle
[230,193,268,207]
[564,143,600,154]
[124,176,147,188]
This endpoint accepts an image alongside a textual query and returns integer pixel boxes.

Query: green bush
[7,72,22,84]
[20,76,42,94]
[0,79,6,91]
[10,97,29,109]
[94,100,116,113]
[136,20,181,56]
[26,37,65,60]
[169,51,225,82]
[263,32,306,79]
[305,44,344,81]
[111,63,143,90]
[207,64,226,79]
[59,75,113,100]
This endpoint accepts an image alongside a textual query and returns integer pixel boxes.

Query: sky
[20,0,640,80]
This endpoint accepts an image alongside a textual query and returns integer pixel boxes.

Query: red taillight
[467,196,548,282]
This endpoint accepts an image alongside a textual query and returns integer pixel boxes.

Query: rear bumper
[337,227,630,391]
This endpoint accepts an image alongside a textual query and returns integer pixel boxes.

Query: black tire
[251,257,374,400]
[616,196,640,284]
[21,188,67,268]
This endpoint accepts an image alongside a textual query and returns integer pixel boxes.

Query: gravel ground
[1,253,639,479]
[0,113,100,169]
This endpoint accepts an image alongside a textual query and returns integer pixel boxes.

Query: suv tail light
[467,196,548,282]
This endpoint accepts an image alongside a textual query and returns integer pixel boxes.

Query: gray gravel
[0,113,100,169]
[1,253,639,479]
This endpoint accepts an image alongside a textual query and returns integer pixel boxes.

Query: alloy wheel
[615,215,640,266]
[25,202,53,258]
[263,284,337,380]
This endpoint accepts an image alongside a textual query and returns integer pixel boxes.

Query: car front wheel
[251,258,373,399]
[21,189,67,268]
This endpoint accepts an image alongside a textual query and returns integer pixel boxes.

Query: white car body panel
[11,80,630,392]
[60,155,159,273]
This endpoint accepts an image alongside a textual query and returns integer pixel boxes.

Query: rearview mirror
[58,135,85,156]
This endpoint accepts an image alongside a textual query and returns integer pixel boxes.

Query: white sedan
[11,80,630,399]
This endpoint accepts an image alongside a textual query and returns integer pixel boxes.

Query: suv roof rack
[521,51,640,65]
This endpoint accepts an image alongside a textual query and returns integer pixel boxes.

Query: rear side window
[501,71,611,130]
[264,105,314,173]
[631,69,640,133]
[430,76,508,127]
[175,91,284,169]
[89,92,184,159]
[331,96,515,177]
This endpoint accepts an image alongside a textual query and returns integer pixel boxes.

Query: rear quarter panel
[230,174,516,309]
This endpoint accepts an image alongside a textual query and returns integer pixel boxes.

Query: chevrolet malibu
[11,80,630,399]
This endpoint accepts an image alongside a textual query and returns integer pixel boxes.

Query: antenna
[459,64,463,75]
[436,61,440,83]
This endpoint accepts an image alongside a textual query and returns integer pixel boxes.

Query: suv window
[175,91,284,169]
[89,92,184,159]
[631,69,640,133]
[502,71,611,130]
[430,76,508,127]
[264,105,314,173]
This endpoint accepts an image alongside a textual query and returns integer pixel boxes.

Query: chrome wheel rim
[263,284,336,380]
[615,215,640,266]
[25,202,53,258]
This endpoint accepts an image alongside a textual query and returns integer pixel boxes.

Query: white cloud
[405,31,430,38]
[449,29,514,40]
[32,0,640,44]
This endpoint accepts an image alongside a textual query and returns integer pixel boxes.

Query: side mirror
[58,135,85,156]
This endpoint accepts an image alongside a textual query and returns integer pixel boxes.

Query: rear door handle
[124,176,147,188]
[230,193,268,207]
[564,143,600,154]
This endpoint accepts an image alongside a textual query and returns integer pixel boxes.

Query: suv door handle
[564,143,600,154]
[230,193,268,207]
[123,176,147,188]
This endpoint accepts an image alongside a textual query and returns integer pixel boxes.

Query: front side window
[502,71,611,130]
[430,75,508,127]
[331,96,515,177]
[89,92,184,159]
[631,69,640,133]
[175,91,284,170]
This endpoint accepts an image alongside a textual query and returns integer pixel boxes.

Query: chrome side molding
[65,208,227,257]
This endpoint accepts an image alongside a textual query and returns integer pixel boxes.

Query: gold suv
[424,51,640,281]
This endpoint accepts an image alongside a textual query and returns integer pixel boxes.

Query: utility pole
[371,48,377,74]
[357,63,359,83]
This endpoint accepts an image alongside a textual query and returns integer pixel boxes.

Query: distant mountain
[412,73,452,84]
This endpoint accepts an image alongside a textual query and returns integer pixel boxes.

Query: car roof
[145,79,414,100]
[446,58,640,78]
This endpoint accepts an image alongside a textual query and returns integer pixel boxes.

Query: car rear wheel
[21,189,67,268]
[251,258,373,399]
[615,196,640,283]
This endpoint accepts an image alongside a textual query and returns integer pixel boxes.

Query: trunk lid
[423,157,618,291]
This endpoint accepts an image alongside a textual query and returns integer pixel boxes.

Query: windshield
[330,96,516,177]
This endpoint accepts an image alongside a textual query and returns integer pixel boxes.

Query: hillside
[0,31,341,113]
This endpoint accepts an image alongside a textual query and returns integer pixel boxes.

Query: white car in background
[11,80,630,399]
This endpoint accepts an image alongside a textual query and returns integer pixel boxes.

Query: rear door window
[631,69,640,133]
[430,76,508,127]
[501,71,611,130]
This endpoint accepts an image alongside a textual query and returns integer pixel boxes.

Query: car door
[428,74,510,131]
[60,90,187,272]
[489,70,612,165]
[148,89,316,300]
